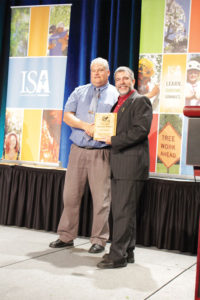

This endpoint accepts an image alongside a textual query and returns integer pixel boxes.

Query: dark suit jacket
[110,90,152,180]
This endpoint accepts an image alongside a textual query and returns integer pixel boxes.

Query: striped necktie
[84,88,100,141]
[89,88,100,116]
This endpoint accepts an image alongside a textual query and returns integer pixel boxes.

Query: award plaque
[93,113,117,141]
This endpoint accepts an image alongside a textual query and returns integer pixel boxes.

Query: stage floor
[0,225,196,300]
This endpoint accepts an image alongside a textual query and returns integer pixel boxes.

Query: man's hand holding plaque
[93,113,117,141]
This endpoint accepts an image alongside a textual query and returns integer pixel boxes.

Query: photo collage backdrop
[139,0,200,178]
[2,4,71,165]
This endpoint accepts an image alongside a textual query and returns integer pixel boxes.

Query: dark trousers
[109,179,144,260]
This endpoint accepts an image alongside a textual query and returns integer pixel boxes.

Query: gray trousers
[57,144,111,246]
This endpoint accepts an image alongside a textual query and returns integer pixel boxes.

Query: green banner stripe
[140,0,165,53]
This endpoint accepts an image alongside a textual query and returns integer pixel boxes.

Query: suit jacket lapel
[116,91,138,125]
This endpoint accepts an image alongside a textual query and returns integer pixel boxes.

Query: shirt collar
[92,81,109,92]
[118,89,135,101]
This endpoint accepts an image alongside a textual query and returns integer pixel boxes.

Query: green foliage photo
[49,5,71,29]
[10,8,30,57]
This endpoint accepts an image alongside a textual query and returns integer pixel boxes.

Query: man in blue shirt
[49,57,118,253]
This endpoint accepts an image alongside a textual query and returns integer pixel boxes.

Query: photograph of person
[3,132,20,161]
[185,59,200,106]
[48,5,70,56]
[48,22,69,56]
[138,56,161,112]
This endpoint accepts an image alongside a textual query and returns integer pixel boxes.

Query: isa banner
[139,0,200,179]
[2,4,71,165]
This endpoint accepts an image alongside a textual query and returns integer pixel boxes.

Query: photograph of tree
[10,7,30,57]
[164,0,190,53]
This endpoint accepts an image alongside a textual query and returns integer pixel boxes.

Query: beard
[118,84,133,95]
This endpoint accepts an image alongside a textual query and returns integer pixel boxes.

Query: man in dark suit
[97,66,152,269]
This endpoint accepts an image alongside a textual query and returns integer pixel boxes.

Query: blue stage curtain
[0,0,141,167]
[0,1,11,158]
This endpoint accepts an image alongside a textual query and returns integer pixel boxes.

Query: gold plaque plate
[93,113,117,141]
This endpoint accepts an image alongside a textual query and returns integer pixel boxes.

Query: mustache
[118,85,129,88]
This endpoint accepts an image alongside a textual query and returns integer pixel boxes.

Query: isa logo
[6,57,67,109]
[20,70,50,96]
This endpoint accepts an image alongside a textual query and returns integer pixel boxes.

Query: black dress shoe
[49,239,74,248]
[103,251,135,263]
[97,257,127,269]
[88,244,105,253]
[126,250,135,263]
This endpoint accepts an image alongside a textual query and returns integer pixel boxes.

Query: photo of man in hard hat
[185,59,200,106]
[138,56,161,112]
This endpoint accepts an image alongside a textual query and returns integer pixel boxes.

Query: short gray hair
[114,66,135,80]
[90,57,109,70]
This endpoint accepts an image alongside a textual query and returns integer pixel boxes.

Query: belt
[79,146,110,150]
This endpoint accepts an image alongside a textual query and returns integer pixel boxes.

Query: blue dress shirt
[64,82,118,148]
